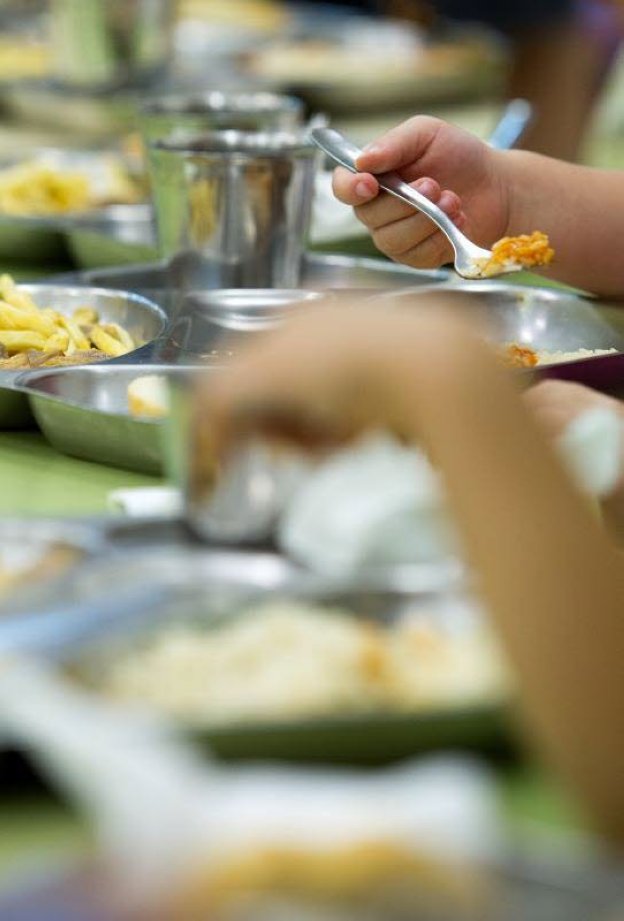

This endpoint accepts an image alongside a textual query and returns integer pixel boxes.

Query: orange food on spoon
[486,231,554,274]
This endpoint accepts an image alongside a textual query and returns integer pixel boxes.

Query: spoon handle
[376,170,461,254]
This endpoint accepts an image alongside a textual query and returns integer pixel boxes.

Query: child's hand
[526,379,624,541]
[332,116,511,269]
[525,379,624,445]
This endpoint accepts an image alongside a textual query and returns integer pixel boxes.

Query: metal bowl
[0,286,167,429]
[14,362,204,471]
[64,204,157,269]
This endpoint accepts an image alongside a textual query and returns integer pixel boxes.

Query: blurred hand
[525,379,624,440]
[332,116,510,269]
[198,300,482,456]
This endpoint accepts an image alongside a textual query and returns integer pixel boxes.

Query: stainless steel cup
[148,130,320,289]
[139,91,305,145]
[49,0,173,90]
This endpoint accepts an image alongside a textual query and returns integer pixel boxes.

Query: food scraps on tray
[499,342,617,368]
[127,374,169,418]
[0,274,139,369]
[0,542,83,601]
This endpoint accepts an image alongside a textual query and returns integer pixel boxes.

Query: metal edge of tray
[379,279,624,386]
[0,285,168,430]
[45,252,452,298]
[0,517,109,620]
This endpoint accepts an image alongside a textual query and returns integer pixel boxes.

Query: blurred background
[0,0,623,164]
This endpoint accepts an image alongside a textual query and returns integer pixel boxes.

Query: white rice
[537,347,617,366]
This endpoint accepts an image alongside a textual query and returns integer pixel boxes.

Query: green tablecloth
[0,433,163,516]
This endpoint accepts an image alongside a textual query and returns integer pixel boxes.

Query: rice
[537,347,617,365]
[94,601,507,725]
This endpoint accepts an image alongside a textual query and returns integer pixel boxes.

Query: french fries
[0,274,138,370]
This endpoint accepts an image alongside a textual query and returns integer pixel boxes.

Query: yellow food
[0,158,144,217]
[0,274,137,369]
[481,230,554,277]
[0,163,91,216]
[0,39,49,80]
[128,375,169,418]
[174,840,487,919]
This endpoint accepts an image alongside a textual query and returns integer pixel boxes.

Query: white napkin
[107,487,182,518]
[106,408,624,574]
[279,409,624,576]
[556,406,623,498]
[279,434,458,575]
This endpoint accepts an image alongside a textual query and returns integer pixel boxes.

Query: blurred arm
[205,305,624,843]
[400,321,624,844]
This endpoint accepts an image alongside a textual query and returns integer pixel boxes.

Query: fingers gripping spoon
[311,126,518,281]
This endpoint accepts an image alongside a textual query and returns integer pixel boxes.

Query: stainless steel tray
[51,253,450,312]
[14,363,205,473]
[0,546,302,655]
[7,565,505,763]
[385,281,624,383]
[0,519,105,617]
[0,148,149,263]
[2,853,621,921]
[0,285,167,429]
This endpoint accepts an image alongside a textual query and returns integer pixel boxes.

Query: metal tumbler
[49,0,173,90]
[148,130,320,289]
[139,91,304,145]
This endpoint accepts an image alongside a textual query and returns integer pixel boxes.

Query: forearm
[394,330,624,844]
[498,150,624,296]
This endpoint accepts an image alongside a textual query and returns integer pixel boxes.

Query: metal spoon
[311,126,518,280]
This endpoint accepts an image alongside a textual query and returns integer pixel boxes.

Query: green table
[0,433,163,517]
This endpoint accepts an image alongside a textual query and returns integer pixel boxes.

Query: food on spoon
[476,230,554,278]
[88,601,507,725]
[0,157,143,217]
[0,274,138,369]
[128,375,169,418]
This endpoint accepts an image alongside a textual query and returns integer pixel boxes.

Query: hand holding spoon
[311,126,520,281]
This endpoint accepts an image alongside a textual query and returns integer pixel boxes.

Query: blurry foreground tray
[1,852,622,920]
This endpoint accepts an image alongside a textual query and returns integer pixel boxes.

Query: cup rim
[149,129,317,158]
[140,90,304,117]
